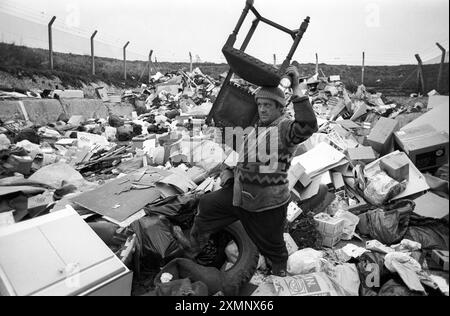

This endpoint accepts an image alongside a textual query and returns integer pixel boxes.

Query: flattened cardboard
[401,99,449,134]
[71,169,164,222]
[413,192,449,219]
[291,142,347,178]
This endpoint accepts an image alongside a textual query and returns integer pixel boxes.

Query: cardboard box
[431,250,449,271]
[314,213,345,247]
[347,146,377,164]
[314,213,345,236]
[380,155,409,182]
[288,163,311,191]
[367,117,399,155]
[320,234,342,248]
[394,124,449,171]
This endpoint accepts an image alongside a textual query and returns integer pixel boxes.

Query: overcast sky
[0,0,448,65]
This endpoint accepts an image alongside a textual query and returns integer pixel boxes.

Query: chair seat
[222,46,282,87]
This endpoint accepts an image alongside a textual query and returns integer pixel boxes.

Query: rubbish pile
[0,66,448,297]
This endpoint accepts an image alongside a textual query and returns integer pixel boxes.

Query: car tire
[221,221,259,295]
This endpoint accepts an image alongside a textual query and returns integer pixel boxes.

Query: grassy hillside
[0,42,448,96]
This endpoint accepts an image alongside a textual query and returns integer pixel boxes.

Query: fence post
[48,16,56,70]
[123,41,130,81]
[273,54,277,67]
[189,52,193,73]
[315,53,319,75]
[361,51,365,85]
[90,30,98,76]
[148,50,153,83]
[436,42,446,93]
[415,54,426,95]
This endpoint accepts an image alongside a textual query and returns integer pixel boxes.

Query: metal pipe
[148,50,153,83]
[123,41,130,81]
[48,16,56,70]
[415,54,426,95]
[436,42,446,93]
[91,30,98,75]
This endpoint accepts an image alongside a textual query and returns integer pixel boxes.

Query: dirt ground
[0,70,124,98]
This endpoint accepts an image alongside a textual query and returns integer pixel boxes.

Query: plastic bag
[225,241,239,264]
[130,215,181,265]
[391,239,422,252]
[357,252,392,295]
[287,248,324,275]
[272,273,339,296]
[0,134,11,151]
[364,171,406,206]
[405,214,449,250]
[334,210,360,240]
[322,262,361,296]
[272,268,359,296]
[384,252,425,293]
[358,207,411,245]
[28,162,85,189]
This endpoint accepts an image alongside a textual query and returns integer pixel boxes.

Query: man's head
[255,87,286,125]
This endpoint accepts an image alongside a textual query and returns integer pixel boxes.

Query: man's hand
[284,65,303,97]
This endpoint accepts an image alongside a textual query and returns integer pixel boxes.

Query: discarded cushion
[222,46,282,87]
